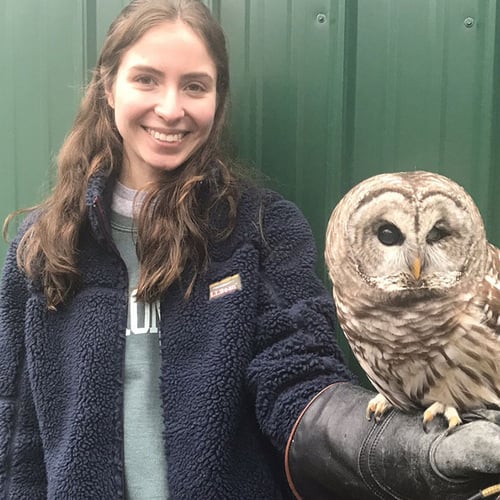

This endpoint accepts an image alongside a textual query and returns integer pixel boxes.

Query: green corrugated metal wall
[2,0,500,379]
[1,0,87,257]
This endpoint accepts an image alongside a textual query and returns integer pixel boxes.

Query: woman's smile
[144,127,189,145]
[106,20,217,190]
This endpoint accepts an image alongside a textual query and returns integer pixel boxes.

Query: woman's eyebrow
[128,64,164,77]
[182,72,214,80]
[129,65,214,81]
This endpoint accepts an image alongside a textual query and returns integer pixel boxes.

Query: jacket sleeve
[246,194,354,452]
[0,235,46,499]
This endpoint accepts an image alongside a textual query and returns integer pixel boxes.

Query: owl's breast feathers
[334,268,500,413]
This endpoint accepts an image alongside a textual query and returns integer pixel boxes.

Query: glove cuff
[285,384,337,499]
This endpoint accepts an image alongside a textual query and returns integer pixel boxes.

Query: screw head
[464,17,474,28]
[316,13,327,24]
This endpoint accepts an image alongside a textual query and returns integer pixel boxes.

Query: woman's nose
[154,89,185,121]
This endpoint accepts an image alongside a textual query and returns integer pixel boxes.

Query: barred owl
[325,171,500,428]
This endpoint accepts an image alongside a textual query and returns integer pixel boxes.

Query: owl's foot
[422,402,462,432]
[366,393,392,422]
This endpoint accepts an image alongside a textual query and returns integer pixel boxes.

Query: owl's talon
[444,407,462,429]
[366,394,392,422]
[422,402,442,430]
[422,402,462,430]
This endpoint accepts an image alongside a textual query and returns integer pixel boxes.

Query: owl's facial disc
[349,195,472,295]
[326,171,488,307]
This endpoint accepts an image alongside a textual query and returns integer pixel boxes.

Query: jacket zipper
[93,196,128,499]
[93,196,120,256]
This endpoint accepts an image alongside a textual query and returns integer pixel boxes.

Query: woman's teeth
[146,128,185,143]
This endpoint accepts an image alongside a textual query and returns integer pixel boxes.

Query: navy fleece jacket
[0,175,353,499]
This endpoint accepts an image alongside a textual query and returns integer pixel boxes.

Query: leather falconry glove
[286,383,500,500]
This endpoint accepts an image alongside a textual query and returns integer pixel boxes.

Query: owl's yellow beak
[412,257,422,280]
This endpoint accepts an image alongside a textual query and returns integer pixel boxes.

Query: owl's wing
[475,243,500,334]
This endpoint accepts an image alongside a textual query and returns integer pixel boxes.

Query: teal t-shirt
[111,183,168,499]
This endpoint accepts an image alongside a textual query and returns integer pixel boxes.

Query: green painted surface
[0,0,86,259]
[2,0,500,382]
[349,1,500,229]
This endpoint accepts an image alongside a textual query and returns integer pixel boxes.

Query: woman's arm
[0,233,46,499]
[246,195,353,451]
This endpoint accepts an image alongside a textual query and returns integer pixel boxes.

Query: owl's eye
[377,224,404,246]
[426,225,450,244]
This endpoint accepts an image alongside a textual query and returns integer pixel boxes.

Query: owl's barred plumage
[325,171,500,426]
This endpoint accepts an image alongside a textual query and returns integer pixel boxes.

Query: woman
[2,1,500,498]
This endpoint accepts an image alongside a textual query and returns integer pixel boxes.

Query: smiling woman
[2,1,500,499]
[105,20,218,188]
[0,1,354,497]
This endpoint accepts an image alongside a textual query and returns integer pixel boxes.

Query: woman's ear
[104,80,115,109]
[106,89,115,109]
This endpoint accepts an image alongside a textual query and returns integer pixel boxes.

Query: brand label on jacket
[209,274,242,300]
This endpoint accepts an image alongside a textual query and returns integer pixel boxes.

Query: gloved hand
[285,383,500,500]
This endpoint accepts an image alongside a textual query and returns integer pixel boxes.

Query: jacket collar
[85,171,117,248]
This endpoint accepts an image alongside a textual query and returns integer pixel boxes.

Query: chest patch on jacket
[209,274,242,300]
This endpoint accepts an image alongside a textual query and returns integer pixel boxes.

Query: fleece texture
[0,174,353,499]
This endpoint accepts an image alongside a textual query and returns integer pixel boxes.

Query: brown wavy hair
[8,0,241,309]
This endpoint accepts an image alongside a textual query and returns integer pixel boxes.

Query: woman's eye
[185,82,206,93]
[377,224,404,246]
[136,75,156,85]
[427,225,449,244]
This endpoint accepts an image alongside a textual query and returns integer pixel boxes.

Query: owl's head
[325,171,487,302]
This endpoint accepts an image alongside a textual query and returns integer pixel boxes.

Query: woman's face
[106,20,217,190]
